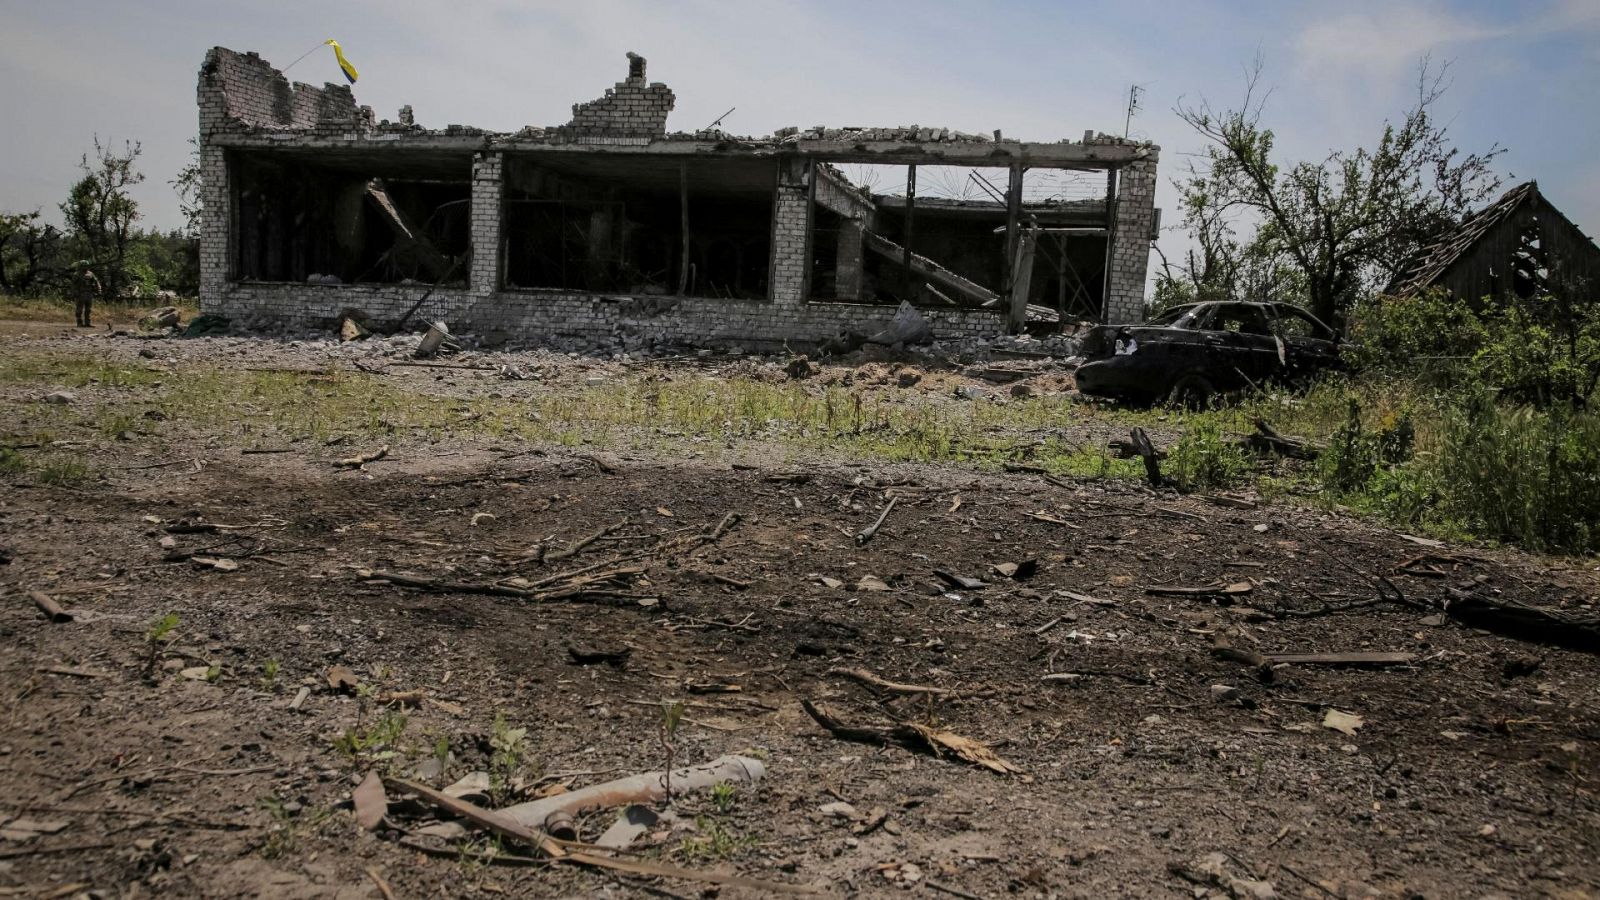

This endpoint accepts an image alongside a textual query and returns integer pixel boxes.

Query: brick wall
[198,47,366,135]
[469,151,504,295]
[1103,158,1157,323]
[205,282,1002,349]
[563,53,675,139]
[770,159,812,305]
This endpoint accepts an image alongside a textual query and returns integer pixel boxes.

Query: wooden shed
[1389,181,1600,302]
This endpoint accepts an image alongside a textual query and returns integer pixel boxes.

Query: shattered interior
[198,48,1159,346]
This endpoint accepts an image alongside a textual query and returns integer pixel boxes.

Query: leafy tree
[1171,58,1503,325]
[171,137,202,240]
[0,211,62,296]
[60,137,145,300]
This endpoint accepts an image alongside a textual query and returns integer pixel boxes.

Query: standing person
[72,262,101,328]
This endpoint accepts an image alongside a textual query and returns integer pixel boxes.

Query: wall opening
[807,163,1112,323]
[502,154,774,299]
[230,149,472,285]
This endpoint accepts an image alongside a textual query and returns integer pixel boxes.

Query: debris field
[1,331,1598,899]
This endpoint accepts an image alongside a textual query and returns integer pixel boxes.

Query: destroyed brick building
[197,47,1159,348]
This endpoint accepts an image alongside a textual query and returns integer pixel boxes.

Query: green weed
[0,448,25,475]
[488,714,530,802]
[333,710,407,760]
[1166,418,1250,492]
[36,458,91,487]
[711,781,737,814]
[679,816,758,862]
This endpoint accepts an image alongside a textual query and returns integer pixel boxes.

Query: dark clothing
[73,271,100,327]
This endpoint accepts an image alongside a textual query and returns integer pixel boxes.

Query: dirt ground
[2,327,1598,899]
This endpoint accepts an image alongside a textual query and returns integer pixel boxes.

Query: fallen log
[1145,582,1253,598]
[1444,588,1600,654]
[361,566,647,605]
[1242,419,1323,460]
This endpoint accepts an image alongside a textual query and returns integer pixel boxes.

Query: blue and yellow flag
[324,39,358,83]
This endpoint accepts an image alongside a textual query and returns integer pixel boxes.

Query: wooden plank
[1003,163,1023,288]
[902,164,917,296]
[677,161,690,296]
[1266,652,1417,667]
[1008,228,1036,333]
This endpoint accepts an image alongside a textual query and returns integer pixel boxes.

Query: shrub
[1348,288,1487,374]
[1435,395,1600,553]
[1318,399,1415,495]
[1166,419,1251,492]
[1474,289,1600,409]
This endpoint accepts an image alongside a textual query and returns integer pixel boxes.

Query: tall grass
[4,347,1597,554]
[1436,396,1600,553]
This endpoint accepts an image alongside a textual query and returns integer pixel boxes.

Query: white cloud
[1293,5,1507,80]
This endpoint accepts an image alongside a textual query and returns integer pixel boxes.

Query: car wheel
[1166,374,1215,410]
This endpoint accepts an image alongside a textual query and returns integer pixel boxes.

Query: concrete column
[470,150,505,296]
[1102,156,1158,324]
[196,66,233,312]
[768,157,811,305]
[834,218,863,301]
[196,144,231,312]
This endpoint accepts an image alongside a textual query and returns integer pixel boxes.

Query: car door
[1269,304,1341,382]
[1205,304,1279,390]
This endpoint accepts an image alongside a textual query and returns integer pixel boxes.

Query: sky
[3,0,1598,280]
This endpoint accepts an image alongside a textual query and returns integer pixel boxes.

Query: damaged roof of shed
[1389,182,1540,298]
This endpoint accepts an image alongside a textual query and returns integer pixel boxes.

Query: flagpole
[280,41,326,75]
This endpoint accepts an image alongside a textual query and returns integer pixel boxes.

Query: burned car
[1074,302,1346,406]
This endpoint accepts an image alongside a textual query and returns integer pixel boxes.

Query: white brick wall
[1103,158,1157,324]
[205,283,1002,348]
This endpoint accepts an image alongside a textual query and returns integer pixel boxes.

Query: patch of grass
[679,816,758,862]
[6,344,1598,556]
[0,292,200,324]
[332,710,407,760]
[94,410,142,440]
[255,795,330,860]
[35,457,91,487]
[0,448,25,475]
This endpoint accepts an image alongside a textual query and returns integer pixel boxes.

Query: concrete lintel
[210,131,1157,170]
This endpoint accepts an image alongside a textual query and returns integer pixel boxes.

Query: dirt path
[1,329,1597,898]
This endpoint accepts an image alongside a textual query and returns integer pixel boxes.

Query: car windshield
[1147,305,1204,328]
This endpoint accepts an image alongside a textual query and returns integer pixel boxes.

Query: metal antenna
[703,107,736,131]
[1124,84,1144,138]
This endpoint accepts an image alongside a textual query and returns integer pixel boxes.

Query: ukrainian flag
[325,39,358,83]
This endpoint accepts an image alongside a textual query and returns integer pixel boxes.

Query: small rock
[42,391,77,405]
[819,801,859,819]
